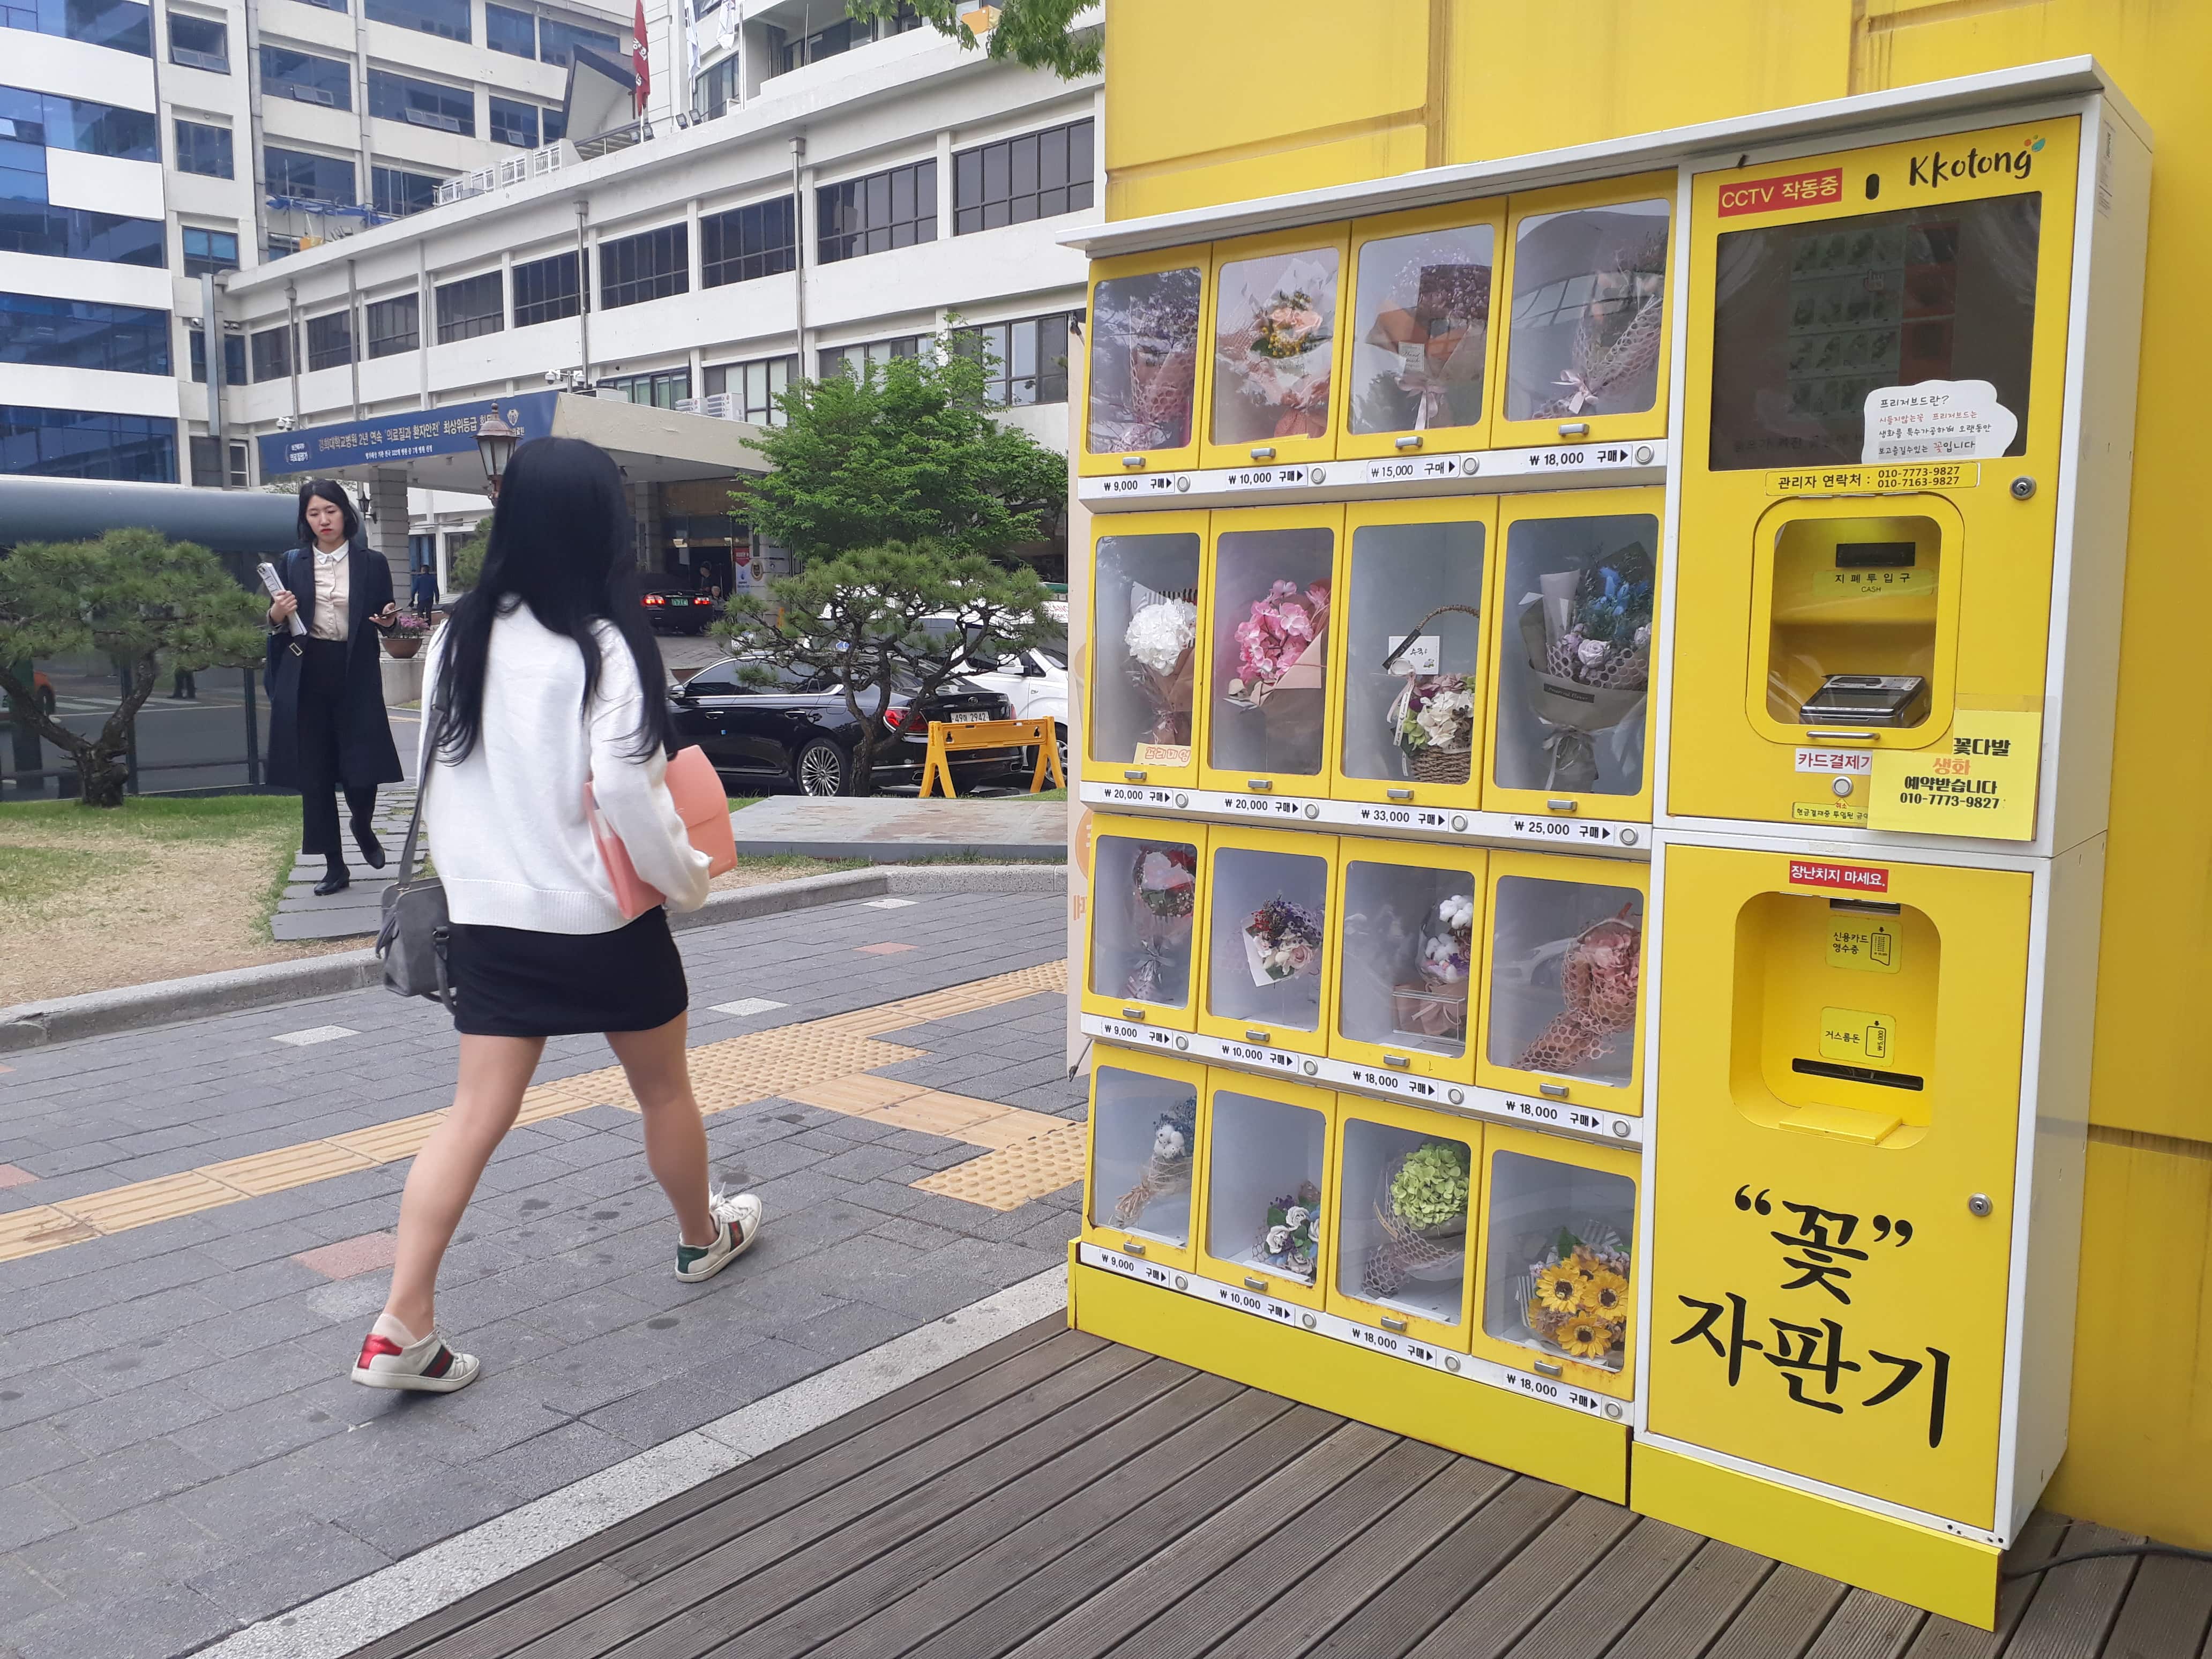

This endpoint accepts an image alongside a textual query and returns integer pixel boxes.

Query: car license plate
[950,711,990,723]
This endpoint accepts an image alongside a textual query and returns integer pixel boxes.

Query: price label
[1868,710,2039,840]
[1363,455,1463,484]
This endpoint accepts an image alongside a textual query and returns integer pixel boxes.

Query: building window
[435,271,501,342]
[0,84,160,160]
[295,0,346,12]
[187,327,245,385]
[693,56,737,119]
[599,368,688,408]
[488,96,538,148]
[264,146,355,205]
[305,309,352,370]
[701,196,793,288]
[189,434,249,486]
[599,224,687,309]
[484,2,533,56]
[819,335,920,380]
[368,69,473,135]
[366,292,417,356]
[537,17,616,67]
[0,204,165,265]
[364,0,467,41]
[954,118,1092,235]
[174,119,233,178]
[816,159,934,264]
[371,165,440,218]
[954,312,1073,406]
[167,12,227,71]
[250,323,293,380]
[1,406,175,481]
[512,250,581,327]
[259,44,352,109]
[544,106,566,142]
[181,225,238,278]
[703,355,792,425]
[0,0,151,56]
[778,13,858,72]
[0,291,168,375]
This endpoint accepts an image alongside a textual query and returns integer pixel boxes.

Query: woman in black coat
[264,481,405,894]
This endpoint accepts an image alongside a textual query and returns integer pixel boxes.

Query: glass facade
[182,225,238,277]
[0,0,151,56]
[435,271,502,342]
[174,118,232,178]
[1,406,175,481]
[260,45,350,109]
[489,96,537,148]
[0,202,163,265]
[537,17,616,66]
[817,159,935,263]
[701,196,794,288]
[704,355,793,425]
[485,2,532,55]
[250,322,293,381]
[166,12,225,69]
[819,335,920,379]
[265,146,355,205]
[955,312,1072,406]
[694,56,737,119]
[0,292,168,375]
[953,118,1093,235]
[0,83,159,159]
[369,69,473,134]
[512,251,580,327]
[371,165,440,217]
[365,0,468,41]
[189,434,249,486]
[600,367,688,407]
[187,327,245,385]
[305,309,352,370]
[599,224,687,308]
[366,292,417,356]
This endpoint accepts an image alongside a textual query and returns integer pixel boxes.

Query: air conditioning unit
[404,109,463,132]
[702,393,735,420]
[289,86,338,107]
[174,47,228,71]
[674,397,701,414]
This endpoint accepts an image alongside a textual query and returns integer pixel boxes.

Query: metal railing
[434,142,566,207]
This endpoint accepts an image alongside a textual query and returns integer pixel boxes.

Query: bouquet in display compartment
[1255,1181,1322,1281]
[1518,1222,1631,1372]
[1382,603,1482,785]
[1093,272,1201,452]
[1112,1094,1199,1227]
[1362,260,1491,431]
[1219,279,1334,439]
[1227,580,1331,710]
[1392,892,1474,1044]
[1123,845,1197,1005]
[1514,544,1654,789]
[1123,582,1199,756]
[1513,905,1642,1077]
[1363,1139,1470,1300]
[1243,895,1324,987]
[1533,228,1667,419]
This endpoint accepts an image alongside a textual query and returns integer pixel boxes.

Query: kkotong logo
[1908,134,2045,188]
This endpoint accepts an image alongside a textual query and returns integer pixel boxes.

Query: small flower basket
[1254,1181,1322,1282]
[1514,1224,1631,1373]
[1363,1139,1470,1301]
[1381,604,1482,787]
[383,611,432,659]
[1389,892,1474,1045]
[1112,1096,1199,1227]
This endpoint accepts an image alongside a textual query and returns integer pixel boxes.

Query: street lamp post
[475,410,521,499]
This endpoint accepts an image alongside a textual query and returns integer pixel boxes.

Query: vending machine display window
[1205,1082,1330,1290]
[1504,197,1670,424]
[1088,1060,1202,1255]
[1707,196,2042,472]
[1087,828,1201,1018]
[1347,220,1494,438]
[1762,513,1944,729]
[1207,519,1338,783]
[1477,1144,1638,1391]
[1337,856,1480,1060]
[1205,838,1333,1036]
[1491,510,1660,801]
[1339,512,1489,794]
[1335,1114,1476,1334]
[1210,239,1343,449]
[1089,525,1203,774]
[1485,869,1645,1091]
[1087,260,1206,460]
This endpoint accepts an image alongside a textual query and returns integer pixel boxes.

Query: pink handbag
[586,745,737,919]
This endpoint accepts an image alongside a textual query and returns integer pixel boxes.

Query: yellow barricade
[918,717,1064,798]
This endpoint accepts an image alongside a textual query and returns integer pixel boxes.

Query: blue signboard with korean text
[257,391,559,478]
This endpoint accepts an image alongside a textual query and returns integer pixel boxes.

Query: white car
[921,614,1070,776]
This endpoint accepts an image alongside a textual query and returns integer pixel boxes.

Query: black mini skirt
[444,908,687,1037]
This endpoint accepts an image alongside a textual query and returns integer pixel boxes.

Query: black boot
[353,816,386,869]
[315,857,350,896]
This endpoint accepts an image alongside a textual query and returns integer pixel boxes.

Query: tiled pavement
[0,892,1081,1659]
[270,783,423,943]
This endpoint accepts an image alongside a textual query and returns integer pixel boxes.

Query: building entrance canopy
[256,390,770,495]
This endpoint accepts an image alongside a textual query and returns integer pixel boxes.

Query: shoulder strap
[394,639,452,886]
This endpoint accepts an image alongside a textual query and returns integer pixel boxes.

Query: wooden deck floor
[353,1319,2212,1659]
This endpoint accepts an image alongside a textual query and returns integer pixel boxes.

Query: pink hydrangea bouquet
[1227,580,1331,709]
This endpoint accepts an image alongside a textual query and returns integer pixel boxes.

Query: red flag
[631,0,649,113]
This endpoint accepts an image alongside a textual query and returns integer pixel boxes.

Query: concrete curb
[731,836,1067,864]
[0,865,1062,1052]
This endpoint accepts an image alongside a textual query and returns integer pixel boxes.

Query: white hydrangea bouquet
[1122,580,1198,754]
[1393,890,1475,1044]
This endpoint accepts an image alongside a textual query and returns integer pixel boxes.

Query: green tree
[0,529,268,808]
[447,518,490,592]
[713,538,1055,795]
[740,338,1066,570]
[845,0,1099,78]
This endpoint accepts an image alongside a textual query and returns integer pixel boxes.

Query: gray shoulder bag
[377,666,454,1010]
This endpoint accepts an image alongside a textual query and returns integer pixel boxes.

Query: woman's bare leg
[606,1014,718,1247]
[383,1033,543,1336]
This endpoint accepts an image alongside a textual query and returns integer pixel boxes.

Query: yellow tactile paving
[0,959,1077,1264]
[912,1123,1089,1213]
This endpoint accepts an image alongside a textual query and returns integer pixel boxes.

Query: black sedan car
[641,577,718,634]
[668,657,1018,795]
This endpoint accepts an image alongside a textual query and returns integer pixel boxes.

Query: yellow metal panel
[1082,510,1210,790]
[1080,1046,1207,1273]
[1333,496,1499,817]
[1198,225,1354,472]
[1079,247,1213,478]
[1195,822,1341,1059]
[1195,1070,1337,1311]
[1073,1260,1628,1501]
[1325,834,1484,1086]
[1649,843,2031,1531]
[1631,1440,1999,1630]
[1324,1094,1481,1352]
[1080,814,1207,1031]
[1473,848,1649,1114]
[1339,200,1509,461]
[1667,117,2079,832]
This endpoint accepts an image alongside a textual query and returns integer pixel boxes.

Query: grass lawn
[0,795,342,1005]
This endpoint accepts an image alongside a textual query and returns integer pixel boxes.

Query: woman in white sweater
[352,436,761,1395]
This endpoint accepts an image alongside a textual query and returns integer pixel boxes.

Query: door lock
[1968,1193,1994,1217]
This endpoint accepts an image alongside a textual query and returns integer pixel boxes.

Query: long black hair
[429,436,671,764]
[296,479,361,547]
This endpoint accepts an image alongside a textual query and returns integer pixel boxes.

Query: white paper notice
[1385,634,1440,675]
[1860,379,2020,464]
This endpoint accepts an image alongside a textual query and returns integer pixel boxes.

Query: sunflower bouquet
[1364,1138,1471,1299]
[1514,543,1655,789]
[1242,895,1324,987]
[1123,845,1197,1005]
[1254,1181,1322,1281]
[1393,891,1475,1044]
[1122,581,1198,757]
[1519,1224,1632,1372]
[1112,1094,1199,1228]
